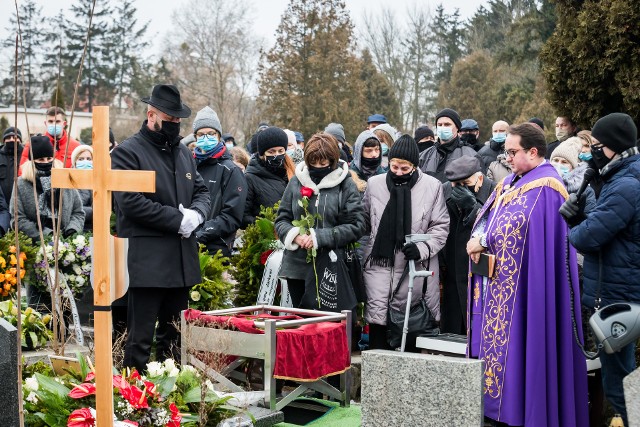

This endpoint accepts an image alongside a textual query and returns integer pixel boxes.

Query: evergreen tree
[2,0,45,107]
[432,5,464,84]
[258,0,367,141]
[540,0,640,127]
[359,49,401,130]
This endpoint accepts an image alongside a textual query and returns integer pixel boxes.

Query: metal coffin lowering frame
[181,305,352,411]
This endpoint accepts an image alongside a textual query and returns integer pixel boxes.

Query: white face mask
[555,128,569,141]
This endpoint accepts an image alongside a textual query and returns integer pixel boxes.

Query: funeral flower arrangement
[188,246,234,311]
[0,299,52,350]
[23,357,253,427]
[0,231,37,300]
[33,233,92,298]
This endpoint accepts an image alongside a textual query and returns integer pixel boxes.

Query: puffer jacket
[275,160,366,280]
[569,154,640,307]
[242,156,288,227]
[418,137,478,182]
[487,154,511,183]
[363,170,449,325]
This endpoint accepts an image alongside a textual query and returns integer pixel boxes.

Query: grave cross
[52,106,155,427]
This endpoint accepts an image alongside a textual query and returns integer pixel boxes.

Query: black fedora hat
[141,84,191,118]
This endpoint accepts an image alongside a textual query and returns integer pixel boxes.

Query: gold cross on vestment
[52,106,155,427]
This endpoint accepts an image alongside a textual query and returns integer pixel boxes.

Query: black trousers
[368,323,420,353]
[286,278,306,308]
[123,287,188,373]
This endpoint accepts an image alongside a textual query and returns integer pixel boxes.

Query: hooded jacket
[349,130,386,193]
[569,154,640,307]
[275,160,366,280]
[195,150,247,256]
[362,170,449,325]
[242,156,288,227]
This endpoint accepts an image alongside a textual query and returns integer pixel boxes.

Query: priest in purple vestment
[466,123,588,426]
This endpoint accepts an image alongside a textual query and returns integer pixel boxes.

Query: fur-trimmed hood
[295,160,349,193]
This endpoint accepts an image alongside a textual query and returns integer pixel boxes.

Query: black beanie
[29,135,54,160]
[3,127,22,142]
[389,134,420,166]
[414,126,434,142]
[435,108,462,131]
[592,113,638,154]
[256,126,288,156]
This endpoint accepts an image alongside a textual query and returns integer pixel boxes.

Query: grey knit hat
[324,123,346,143]
[192,106,222,135]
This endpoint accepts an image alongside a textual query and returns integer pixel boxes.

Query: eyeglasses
[195,131,218,138]
[505,148,529,158]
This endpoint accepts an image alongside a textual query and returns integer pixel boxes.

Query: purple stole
[466,162,588,426]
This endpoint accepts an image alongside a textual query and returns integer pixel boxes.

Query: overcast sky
[12,0,488,55]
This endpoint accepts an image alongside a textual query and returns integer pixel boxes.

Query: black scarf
[370,171,419,267]
[139,120,180,147]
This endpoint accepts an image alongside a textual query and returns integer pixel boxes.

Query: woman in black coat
[242,127,295,227]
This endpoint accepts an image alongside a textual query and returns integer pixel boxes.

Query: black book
[471,253,496,277]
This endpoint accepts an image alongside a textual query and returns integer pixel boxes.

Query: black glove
[450,185,476,214]
[559,193,586,227]
[63,229,76,238]
[401,242,421,261]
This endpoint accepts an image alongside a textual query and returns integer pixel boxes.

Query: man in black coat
[112,84,211,372]
[190,106,247,257]
[440,155,495,335]
[0,127,24,205]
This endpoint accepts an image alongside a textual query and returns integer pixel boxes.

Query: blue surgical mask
[225,142,234,150]
[553,164,570,177]
[75,159,93,170]
[381,143,389,156]
[436,126,454,142]
[47,124,63,137]
[286,149,295,157]
[578,152,592,162]
[492,132,507,143]
[196,135,218,151]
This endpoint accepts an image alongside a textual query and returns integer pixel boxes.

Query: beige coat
[362,170,449,325]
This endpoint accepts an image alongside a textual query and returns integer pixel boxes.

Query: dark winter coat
[10,163,84,240]
[418,137,479,183]
[111,126,211,289]
[440,177,495,334]
[569,154,640,307]
[0,143,23,205]
[477,139,503,171]
[195,151,247,256]
[78,189,93,232]
[275,161,366,280]
[242,156,288,227]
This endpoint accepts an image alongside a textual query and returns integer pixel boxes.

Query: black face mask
[460,134,477,145]
[360,156,381,170]
[308,164,333,185]
[590,146,611,170]
[417,140,434,153]
[35,161,53,174]
[160,120,181,143]
[390,170,414,185]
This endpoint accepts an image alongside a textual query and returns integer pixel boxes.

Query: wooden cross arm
[52,169,156,193]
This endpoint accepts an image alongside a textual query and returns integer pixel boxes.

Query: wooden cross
[52,106,155,427]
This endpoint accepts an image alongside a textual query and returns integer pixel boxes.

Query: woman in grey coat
[363,135,449,352]
[10,135,84,241]
[275,132,366,308]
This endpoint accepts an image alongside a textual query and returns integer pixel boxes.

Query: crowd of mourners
[2,83,639,427]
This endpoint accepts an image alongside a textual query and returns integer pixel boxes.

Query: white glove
[178,203,203,238]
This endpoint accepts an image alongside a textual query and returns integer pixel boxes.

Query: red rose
[68,383,97,399]
[300,186,314,198]
[67,408,95,427]
[260,249,274,265]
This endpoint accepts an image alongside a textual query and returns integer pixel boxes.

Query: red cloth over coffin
[184,309,350,382]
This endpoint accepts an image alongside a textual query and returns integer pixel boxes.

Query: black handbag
[302,248,358,312]
[345,245,366,303]
[386,262,438,348]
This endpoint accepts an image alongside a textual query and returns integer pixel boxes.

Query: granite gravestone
[0,318,20,426]
[623,367,640,426]
[361,350,484,427]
